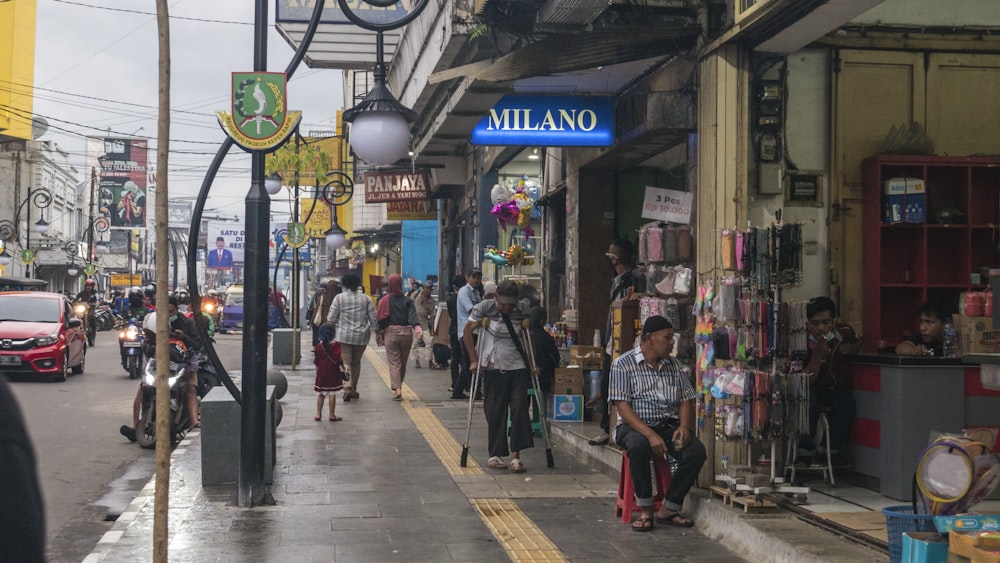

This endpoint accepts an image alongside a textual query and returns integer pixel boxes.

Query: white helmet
[143,311,157,334]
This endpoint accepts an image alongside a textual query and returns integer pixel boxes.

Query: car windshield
[0,296,61,323]
[225,294,244,307]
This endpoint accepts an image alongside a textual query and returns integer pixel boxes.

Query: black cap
[642,315,673,336]
[469,268,483,276]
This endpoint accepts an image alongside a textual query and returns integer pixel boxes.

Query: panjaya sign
[364,170,431,204]
[471,95,613,146]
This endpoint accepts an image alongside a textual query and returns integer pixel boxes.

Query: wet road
[5,330,243,563]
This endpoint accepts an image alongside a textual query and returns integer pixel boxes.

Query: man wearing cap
[610,315,706,531]
[464,280,534,473]
[456,269,484,397]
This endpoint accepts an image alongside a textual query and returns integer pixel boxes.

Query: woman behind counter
[894,300,952,356]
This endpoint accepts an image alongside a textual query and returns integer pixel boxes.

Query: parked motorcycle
[74,301,97,347]
[117,317,144,379]
[95,303,116,332]
[135,337,193,449]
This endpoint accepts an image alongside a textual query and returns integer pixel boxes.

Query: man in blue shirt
[610,315,706,531]
[455,269,483,398]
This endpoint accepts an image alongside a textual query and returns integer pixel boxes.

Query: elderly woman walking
[376,274,423,401]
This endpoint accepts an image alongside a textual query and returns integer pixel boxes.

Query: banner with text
[387,200,438,221]
[641,186,693,225]
[364,170,431,203]
[298,198,332,238]
[206,222,245,269]
[85,137,149,229]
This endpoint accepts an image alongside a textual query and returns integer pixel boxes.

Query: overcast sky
[33,0,345,221]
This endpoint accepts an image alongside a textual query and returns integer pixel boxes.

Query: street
[5,329,243,563]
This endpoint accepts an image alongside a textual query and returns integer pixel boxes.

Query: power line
[51,0,256,25]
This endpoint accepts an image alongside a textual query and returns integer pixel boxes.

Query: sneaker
[120,425,137,443]
[588,432,610,446]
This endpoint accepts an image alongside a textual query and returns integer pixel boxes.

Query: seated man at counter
[800,297,861,467]
[610,315,706,531]
[894,300,951,357]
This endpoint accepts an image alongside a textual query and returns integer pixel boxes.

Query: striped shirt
[608,346,696,429]
[327,289,377,346]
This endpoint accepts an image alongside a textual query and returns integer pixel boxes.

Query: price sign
[641,186,693,225]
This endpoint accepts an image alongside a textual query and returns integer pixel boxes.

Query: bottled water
[943,318,957,358]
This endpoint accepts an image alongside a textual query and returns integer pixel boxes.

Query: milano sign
[470,95,613,147]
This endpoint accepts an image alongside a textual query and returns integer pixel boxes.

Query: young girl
[313,324,345,421]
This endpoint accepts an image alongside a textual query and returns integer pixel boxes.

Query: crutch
[460,318,489,467]
[521,319,554,468]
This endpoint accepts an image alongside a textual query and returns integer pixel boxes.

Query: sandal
[509,459,526,473]
[631,515,654,532]
[487,456,507,470]
[656,511,695,527]
[329,415,342,421]
[314,415,322,421]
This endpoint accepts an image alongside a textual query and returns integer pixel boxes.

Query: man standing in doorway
[455,268,484,399]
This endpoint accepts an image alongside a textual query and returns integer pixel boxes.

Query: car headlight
[36,334,59,346]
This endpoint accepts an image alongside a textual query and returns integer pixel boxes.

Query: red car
[0,291,87,381]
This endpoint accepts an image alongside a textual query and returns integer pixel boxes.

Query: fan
[914,438,976,514]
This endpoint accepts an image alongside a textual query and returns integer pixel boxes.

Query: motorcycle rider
[122,286,149,322]
[119,294,203,443]
[75,279,99,337]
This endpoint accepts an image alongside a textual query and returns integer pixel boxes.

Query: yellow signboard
[298,198,332,238]
[386,200,438,221]
[111,274,143,287]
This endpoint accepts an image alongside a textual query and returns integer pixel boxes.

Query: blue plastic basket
[882,505,937,563]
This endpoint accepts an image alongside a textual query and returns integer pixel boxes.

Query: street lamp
[338,0,429,166]
[318,172,353,251]
[0,187,53,278]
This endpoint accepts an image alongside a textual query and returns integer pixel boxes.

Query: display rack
[862,155,1000,352]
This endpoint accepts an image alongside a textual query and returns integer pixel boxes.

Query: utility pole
[88,168,97,263]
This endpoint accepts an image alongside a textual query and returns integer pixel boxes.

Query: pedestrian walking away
[376,274,423,401]
[327,272,378,402]
[313,324,346,421]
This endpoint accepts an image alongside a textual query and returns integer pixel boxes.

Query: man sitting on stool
[610,315,706,532]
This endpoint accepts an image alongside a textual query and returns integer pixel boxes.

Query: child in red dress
[314,324,345,421]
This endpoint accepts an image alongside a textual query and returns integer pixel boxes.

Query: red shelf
[862,155,1000,352]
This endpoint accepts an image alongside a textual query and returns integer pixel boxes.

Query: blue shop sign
[470,95,613,147]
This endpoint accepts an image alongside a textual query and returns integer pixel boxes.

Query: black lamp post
[338,0,430,167]
[0,187,53,278]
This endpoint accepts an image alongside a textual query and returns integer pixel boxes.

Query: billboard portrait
[206,222,245,269]
[92,137,149,229]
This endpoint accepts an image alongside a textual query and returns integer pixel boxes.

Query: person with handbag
[376,274,423,401]
[463,280,534,473]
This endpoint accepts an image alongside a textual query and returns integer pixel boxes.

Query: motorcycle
[117,317,144,379]
[135,337,194,449]
[74,301,97,347]
[95,304,116,332]
[201,298,222,333]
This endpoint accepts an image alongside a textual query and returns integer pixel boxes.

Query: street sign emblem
[282,223,308,249]
[217,72,301,151]
[19,249,35,265]
[83,263,98,276]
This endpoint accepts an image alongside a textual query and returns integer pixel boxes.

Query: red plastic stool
[615,450,673,523]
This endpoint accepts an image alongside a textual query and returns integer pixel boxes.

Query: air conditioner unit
[536,0,611,27]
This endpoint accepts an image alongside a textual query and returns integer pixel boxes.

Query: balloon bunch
[489,177,539,238]
[484,244,508,266]
[504,243,526,266]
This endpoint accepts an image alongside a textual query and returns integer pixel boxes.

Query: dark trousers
[482,368,533,457]
[806,387,855,454]
[615,420,707,510]
[449,332,463,389]
[598,353,611,432]
[452,333,474,397]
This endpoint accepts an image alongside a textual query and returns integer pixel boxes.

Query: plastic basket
[882,505,936,563]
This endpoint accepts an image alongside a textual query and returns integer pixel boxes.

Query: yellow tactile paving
[471,499,569,562]
[364,349,568,562]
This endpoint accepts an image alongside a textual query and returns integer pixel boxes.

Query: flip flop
[314,416,322,421]
[631,515,654,532]
[329,416,342,421]
[656,511,694,527]
[487,456,507,469]
[509,459,527,473]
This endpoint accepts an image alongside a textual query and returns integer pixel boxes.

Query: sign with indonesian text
[387,200,437,221]
[641,186,693,225]
[364,170,430,203]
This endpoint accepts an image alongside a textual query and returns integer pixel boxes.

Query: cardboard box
[547,394,584,422]
[884,177,906,224]
[553,367,584,396]
[570,345,604,370]
[959,317,1000,355]
[905,178,927,223]
[903,532,948,563]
